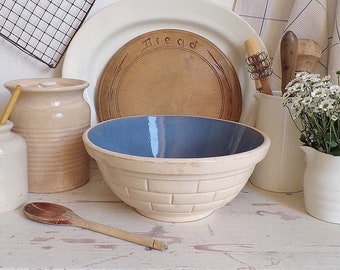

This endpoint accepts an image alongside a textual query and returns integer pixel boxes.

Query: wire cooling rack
[0,0,95,68]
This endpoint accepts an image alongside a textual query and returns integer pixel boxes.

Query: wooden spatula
[296,39,321,73]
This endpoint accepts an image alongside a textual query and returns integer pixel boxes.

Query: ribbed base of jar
[14,126,90,193]
[28,158,90,193]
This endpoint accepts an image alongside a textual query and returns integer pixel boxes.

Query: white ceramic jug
[301,146,340,224]
[0,121,28,214]
[250,93,305,192]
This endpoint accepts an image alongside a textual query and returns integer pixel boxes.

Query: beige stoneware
[83,116,271,222]
[5,78,91,193]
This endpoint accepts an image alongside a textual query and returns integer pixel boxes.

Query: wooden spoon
[280,31,298,94]
[23,202,168,251]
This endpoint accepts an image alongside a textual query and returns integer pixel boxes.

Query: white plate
[62,0,265,126]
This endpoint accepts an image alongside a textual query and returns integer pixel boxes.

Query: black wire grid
[0,0,95,68]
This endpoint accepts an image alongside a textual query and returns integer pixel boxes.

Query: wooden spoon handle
[244,37,273,95]
[280,31,298,94]
[74,218,168,251]
[0,85,21,125]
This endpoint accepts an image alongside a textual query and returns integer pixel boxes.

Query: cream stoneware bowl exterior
[83,116,270,222]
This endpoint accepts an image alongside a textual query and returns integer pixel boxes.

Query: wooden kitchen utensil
[97,29,242,122]
[244,37,273,95]
[23,202,168,251]
[0,85,21,125]
[280,31,298,94]
[296,39,321,73]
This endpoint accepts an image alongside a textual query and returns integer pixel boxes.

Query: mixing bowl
[83,116,270,222]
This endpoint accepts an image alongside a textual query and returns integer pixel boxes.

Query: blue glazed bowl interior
[87,116,264,158]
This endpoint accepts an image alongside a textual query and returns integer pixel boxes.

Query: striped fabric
[234,0,340,90]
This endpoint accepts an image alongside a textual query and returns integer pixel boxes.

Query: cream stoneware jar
[5,78,90,193]
[0,121,28,213]
[251,92,305,192]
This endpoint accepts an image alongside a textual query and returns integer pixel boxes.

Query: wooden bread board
[97,29,242,121]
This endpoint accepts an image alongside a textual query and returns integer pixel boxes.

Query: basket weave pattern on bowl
[84,116,270,222]
[96,162,254,222]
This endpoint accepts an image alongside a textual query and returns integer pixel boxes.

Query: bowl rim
[83,115,271,163]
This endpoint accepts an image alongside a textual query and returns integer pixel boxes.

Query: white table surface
[1,160,340,270]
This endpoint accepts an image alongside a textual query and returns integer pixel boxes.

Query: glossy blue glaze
[87,116,264,158]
